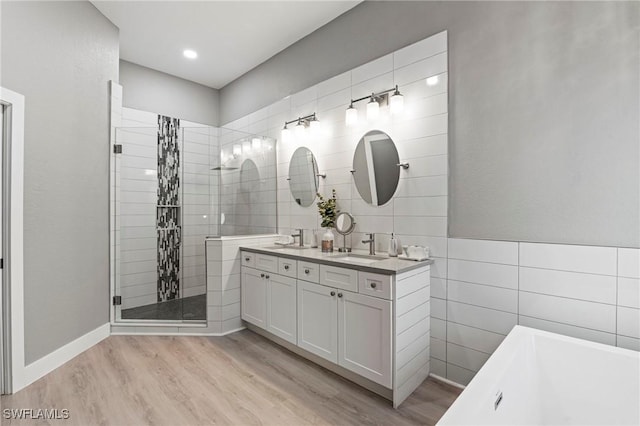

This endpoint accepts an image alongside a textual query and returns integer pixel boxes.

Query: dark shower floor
[121,294,207,321]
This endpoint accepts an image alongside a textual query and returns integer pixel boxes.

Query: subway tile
[393,216,446,237]
[617,307,640,338]
[447,280,517,313]
[618,248,640,279]
[396,175,448,197]
[447,300,516,335]
[447,322,505,354]
[396,134,448,159]
[431,277,446,299]
[395,52,448,86]
[351,54,393,85]
[430,257,447,279]
[431,297,446,320]
[446,363,475,386]
[448,238,518,265]
[394,196,447,217]
[617,335,640,351]
[519,267,616,305]
[316,70,351,97]
[446,342,490,372]
[394,31,447,69]
[618,278,640,309]
[518,315,616,346]
[431,358,447,378]
[520,242,617,276]
[431,318,446,340]
[448,258,518,289]
[519,292,616,333]
[431,337,446,361]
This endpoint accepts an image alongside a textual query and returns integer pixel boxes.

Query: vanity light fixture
[345,85,404,124]
[281,113,319,141]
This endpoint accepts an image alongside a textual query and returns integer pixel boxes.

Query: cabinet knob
[245,257,250,261]
[260,273,265,278]
[338,293,343,298]
[305,269,310,274]
[330,291,336,296]
[371,283,377,288]
[265,275,270,279]
[284,265,289,270]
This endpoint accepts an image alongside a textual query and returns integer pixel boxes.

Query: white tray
[398,254,429,262]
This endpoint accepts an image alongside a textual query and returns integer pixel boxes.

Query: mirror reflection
[352,130,400,206]
[288,147,319,207]
[335,211,356,235]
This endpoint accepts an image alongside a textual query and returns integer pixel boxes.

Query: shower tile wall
[117,107,216,310]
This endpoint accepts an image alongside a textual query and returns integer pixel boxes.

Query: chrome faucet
[291,228,304,247]
[362,233,376,255]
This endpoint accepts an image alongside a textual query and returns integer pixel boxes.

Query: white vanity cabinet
[241,253,297,345]
[240,249,431,408]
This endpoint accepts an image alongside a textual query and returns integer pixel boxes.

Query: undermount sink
[330,253,388,264]
[266,244,309,250]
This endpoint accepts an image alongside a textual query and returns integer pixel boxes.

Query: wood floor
[1,330,461,425]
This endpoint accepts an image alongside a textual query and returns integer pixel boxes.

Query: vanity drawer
[358,272,392,300]
[241,251,256,268]
[255,253,278,274]
[278,257,297,278]
[297,261,320,283]
[320,265,358,292]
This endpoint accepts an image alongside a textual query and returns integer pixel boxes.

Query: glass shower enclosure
[112,118,276,324]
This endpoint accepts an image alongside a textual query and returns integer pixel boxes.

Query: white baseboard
[110,326,246,337]
[17,323,110,392]
[429,373,466,389]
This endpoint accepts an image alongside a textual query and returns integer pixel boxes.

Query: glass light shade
[281,127,291,143]
[366,100,380,121]
[426,75,439,86]
[232,144,242,157]
[390,92,404,115]
[309,119,321,136]
[345,106,358,126]
[242,140,251,154]
[251,137,262,150]
[295,122,306,137]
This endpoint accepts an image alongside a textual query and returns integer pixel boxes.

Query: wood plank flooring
[1,330,461,425]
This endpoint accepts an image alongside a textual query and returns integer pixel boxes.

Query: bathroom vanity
[239,246,432,408]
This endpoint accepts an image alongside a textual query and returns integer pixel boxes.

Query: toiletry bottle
[388,233,398,257]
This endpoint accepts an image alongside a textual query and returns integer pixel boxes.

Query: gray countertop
[240,245,433,275]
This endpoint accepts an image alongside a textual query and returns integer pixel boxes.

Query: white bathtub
[438,326,640,425]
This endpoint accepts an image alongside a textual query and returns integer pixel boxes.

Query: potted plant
[317,189,338,252]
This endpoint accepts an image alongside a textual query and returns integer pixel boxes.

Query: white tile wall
[438,238,640,386]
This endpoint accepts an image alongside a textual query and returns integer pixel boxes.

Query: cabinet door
[267,274,297,344]
[241,268,267,329]
[297,280,338,363]
[338,291,392,388]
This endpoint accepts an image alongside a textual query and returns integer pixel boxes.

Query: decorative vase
[321,228,334,253]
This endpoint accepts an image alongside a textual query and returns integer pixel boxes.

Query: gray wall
[120,60,219,126]
[220,1,639,248]
[0,1,119,363]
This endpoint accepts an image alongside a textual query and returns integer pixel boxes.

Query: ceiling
[92,1,361,89]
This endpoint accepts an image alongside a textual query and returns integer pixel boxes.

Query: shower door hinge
[112,295,122,306]
[113,144,122,154]
[0,258,3,269]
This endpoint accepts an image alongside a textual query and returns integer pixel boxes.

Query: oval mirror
[352,130,400,206]
[288,147,319,207]
[335,212,356,235]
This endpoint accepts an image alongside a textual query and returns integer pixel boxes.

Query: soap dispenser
[388,233,398,257]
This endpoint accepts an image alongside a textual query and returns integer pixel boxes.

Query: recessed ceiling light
[183,49,198,59]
